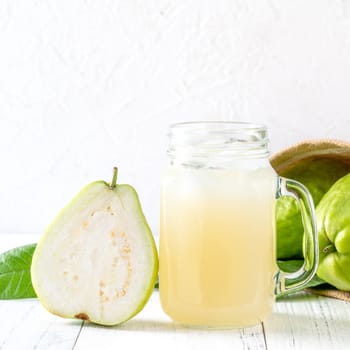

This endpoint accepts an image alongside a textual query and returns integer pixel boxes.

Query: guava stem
[110,167,118,189]
[323,243,336,254]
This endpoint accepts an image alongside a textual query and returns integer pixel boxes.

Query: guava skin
[316,173,350,291]
[276,158,350,259]
[276,198,303,259]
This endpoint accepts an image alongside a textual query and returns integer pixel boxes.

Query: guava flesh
[31,181,158,325]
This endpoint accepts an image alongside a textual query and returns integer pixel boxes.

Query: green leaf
[0,244,37,299]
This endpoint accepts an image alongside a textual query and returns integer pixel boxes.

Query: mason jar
[159,121,318,328]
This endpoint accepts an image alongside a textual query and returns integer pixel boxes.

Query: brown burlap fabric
[305,286,350,301]
[270,139,350,172]
[270,139,350,302]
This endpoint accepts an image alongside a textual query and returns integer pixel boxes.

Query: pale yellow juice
[159,165,278,327]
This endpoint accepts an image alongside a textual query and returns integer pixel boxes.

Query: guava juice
[159,165,278,327]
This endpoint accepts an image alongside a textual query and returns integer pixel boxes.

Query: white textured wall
[1,0,350,234]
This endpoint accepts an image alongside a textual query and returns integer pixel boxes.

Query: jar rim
[167,121,269,166]
[169,121,267,132]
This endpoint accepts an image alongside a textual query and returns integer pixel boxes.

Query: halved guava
[31,168,158,325]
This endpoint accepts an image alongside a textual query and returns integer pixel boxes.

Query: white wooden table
[1,234,350,350]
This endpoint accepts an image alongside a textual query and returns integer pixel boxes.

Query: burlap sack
[270,139,350,172]
[270,139,350,301]
[305,286,350,301]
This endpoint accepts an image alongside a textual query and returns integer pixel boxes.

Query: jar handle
[275,177,319,296]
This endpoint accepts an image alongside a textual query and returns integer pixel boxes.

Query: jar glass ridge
[167,122,270,169]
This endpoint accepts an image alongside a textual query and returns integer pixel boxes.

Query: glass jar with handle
[159,121,318,328]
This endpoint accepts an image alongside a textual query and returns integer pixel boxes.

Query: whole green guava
[276,158,350,259]
[316,173,350,291]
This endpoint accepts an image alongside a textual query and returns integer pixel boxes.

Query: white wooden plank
[264,293,350,350]
[75,292,266,350]
[0,299,82,350]
[2,234,350,350]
